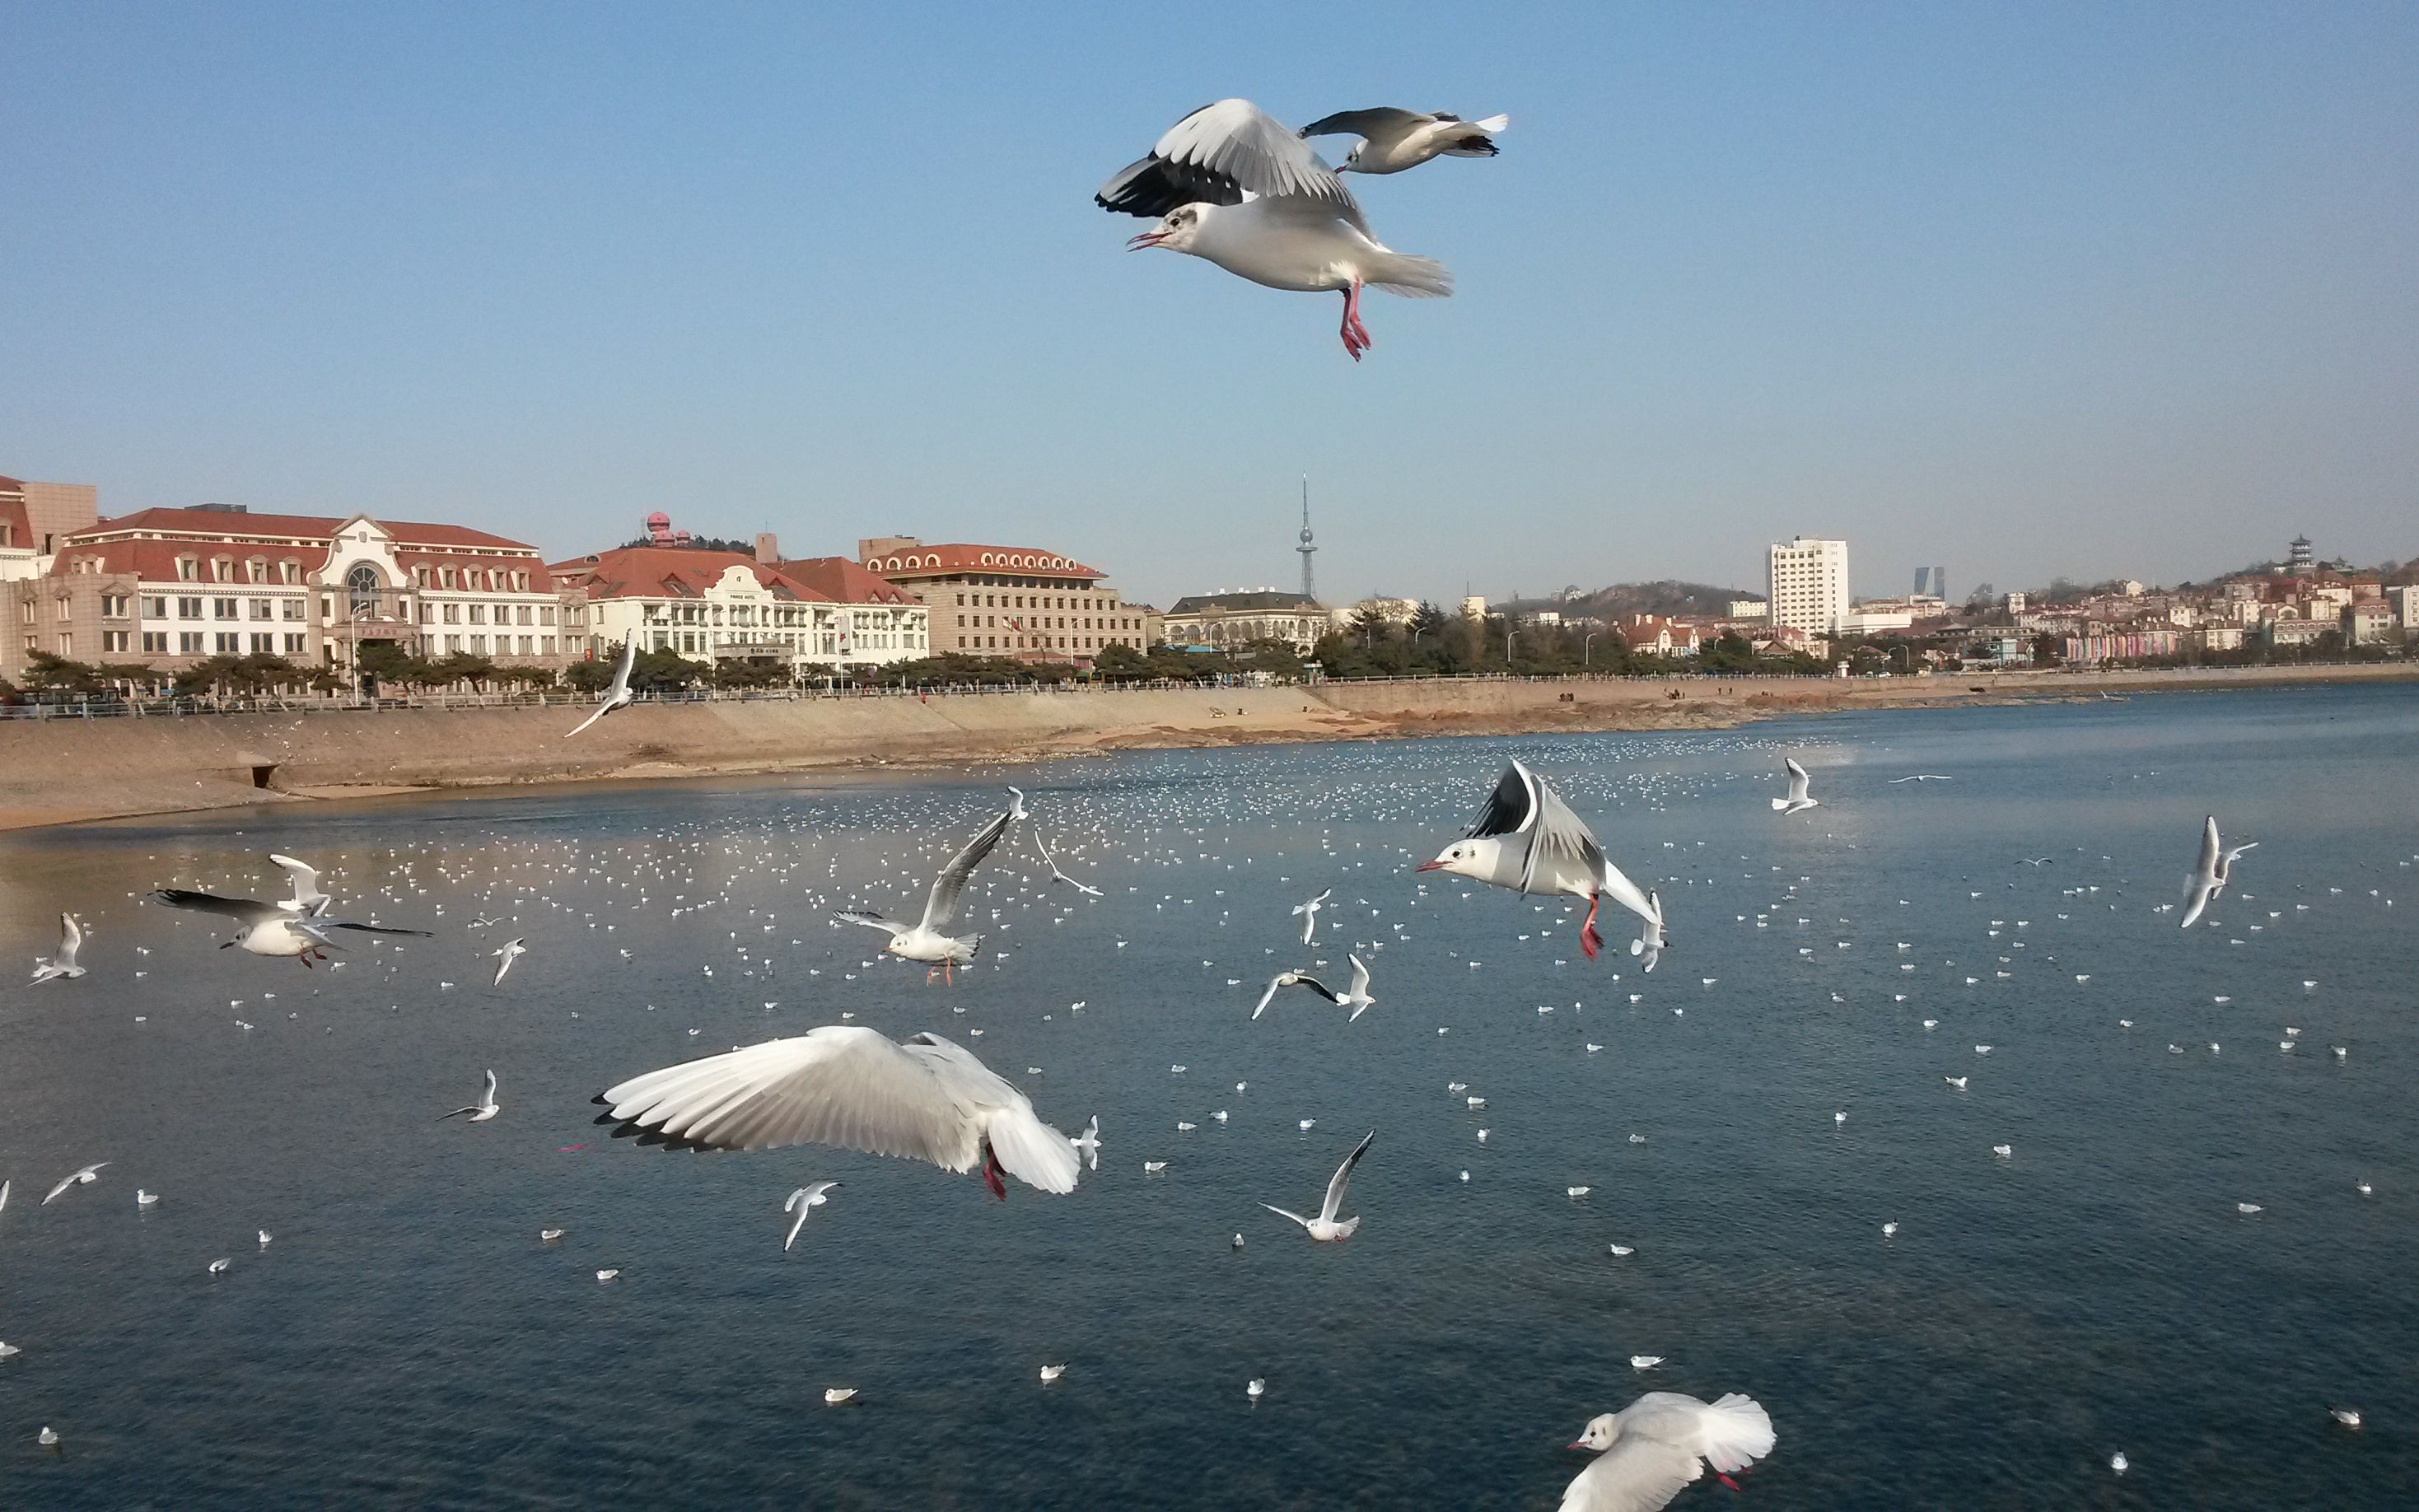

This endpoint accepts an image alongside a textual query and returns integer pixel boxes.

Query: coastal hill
[1499,580,1758,621]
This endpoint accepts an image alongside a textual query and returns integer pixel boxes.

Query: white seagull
[44,1163,107,1204]
[437,1070,501,1122]
[1420,760,1657,959]
[1772,758,1819,816]
[1561,1393,1777,1512]
[1260,1130,1374,1241]
[30,913,86,983]
[1629,891,1668,973]
[1099,99,1451,361]
[1071,1115,1102,1171]
[2179,815,2256,929]
[1252,954,1376,1021]
[1292,888,1333,945]
[149,888,431,967]
[491,937,526,987]
[597,1025,1081,1201]
[270,854,333,914]
[1299,107,1509,175]
[566,635,637,738]
[782,1181,839,1251]
[834,798,1016,983]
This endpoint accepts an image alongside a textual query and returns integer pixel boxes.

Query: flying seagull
[1561,1393,1777,1512]
[1292,889,1333,944]
[1010,789,1103,897]
[1260,1130,1374,1242]
[596,1025,1081,1200]
[834,797,1016,982]
[1299,107,1508,174]
[1629,891,1668,973]
[437,1070,501,1123]
[782,1182,839,1251]
[1251,955,1377,1021]
[1070,1115,1101,1171]
[30,913,86,984]
[1419,760,1658,959]
[1887,774,1953,784]
[1772,758,1819,815]
[270,853,333,914]
[1099,99,1451,361]
[150,889,432,966]
[566,636,637,738]
[2181,815,2256,929]
[43,1163,107,1204]
[491,937,526,987]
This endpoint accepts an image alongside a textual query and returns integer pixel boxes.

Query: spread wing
[598,1025,984,1169]
[2195,815,2221,877]
[833,908,900,932]
[1299,106,1428,139]
[1097,98,1357,221]
[920,803,1014,933]
[270,854,323,904]
[311,916,433,937]
[1319,1131,1375,1223]
[58,912,82,964]
[149,889,279,922]
[607,636,637,698]
[1468,761,1542,841]
[1784,758,1811,800]
[1558,1436,1702,1512]
[1347,954,1370,996]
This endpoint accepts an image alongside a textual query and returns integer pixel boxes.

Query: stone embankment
[2,662,2410,830]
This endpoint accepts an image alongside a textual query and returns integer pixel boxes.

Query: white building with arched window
[549,547,927,673]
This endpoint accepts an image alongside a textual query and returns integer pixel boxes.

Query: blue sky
[4,2,2413,608]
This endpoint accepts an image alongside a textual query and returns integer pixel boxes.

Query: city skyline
[4,4,2413,609]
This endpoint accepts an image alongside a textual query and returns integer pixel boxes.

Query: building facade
[857,537,1152,661]
[1162,590,1330,653]
[1767,537,1851,636]
[548,547,928,672]
[9,502,572,685]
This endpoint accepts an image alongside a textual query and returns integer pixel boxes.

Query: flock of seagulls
[10,718,2394,1504]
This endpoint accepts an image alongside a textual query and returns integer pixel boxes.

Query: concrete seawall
[3,663,2412,830]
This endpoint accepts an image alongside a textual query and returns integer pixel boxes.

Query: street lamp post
[1584,632,1598,667]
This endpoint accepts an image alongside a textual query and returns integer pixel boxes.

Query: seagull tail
[1470,114,1510,133]
[1698,1393,1777,1474]
[1771,797,1790,811]
[986,1108,1080,1195]
[1366,254,1452,299]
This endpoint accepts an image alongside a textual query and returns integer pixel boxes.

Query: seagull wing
[1468,761,1542,840]
[1784,758,1812,802]
[1253,973,1291,1019]
[599,1024,986,1170]
[833,908,900,932]
[2196,816,2221,878]
[1559,1435,1704,1512]
[1098,99,1357,221]
[58,912,82,967]
[1347,954,1370,997]
[1259,1202,1312,1230]
[270,854,322,905]
[1298,106,1429,140]
[1290,974,1343,1004]
[1319,1131,1375,1223]
[565,703,611,739]
[1526,772,1617,898]
[318,917,435,937]
[150,889,281,922]
[481,1069,497,1106]
[607,636,637,698]
[919,803,1014,933]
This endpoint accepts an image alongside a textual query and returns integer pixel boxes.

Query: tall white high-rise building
[1767,537,1850,635]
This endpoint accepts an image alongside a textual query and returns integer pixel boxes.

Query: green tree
[19,651,101,698]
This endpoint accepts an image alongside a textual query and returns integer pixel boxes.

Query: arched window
[347,563,380,618]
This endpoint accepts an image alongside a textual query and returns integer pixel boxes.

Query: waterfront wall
[2,663,2411,830]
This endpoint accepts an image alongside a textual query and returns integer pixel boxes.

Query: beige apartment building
[857,536,1156,661]
[7,502,581,686]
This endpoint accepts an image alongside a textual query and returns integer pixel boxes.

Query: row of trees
[1313,604,1826,679]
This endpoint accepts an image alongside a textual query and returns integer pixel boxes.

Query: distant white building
[1728,598,1769,618]
[2005,590,2027,614]
[1767,537,1850,636]
[549,546,927,672]
[1459,595,1487,620]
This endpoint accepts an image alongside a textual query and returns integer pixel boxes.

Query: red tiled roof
[547,547,837,603]
[76,506,541,553]
[860,543,1104,581]
[0,497,29,551]
[0,475,24,493]
[49,538,331,582]
[773,555,916,604]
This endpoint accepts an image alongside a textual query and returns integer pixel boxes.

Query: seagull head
[1127,204,1205,254]
[1569,1413,1623,1452]
[1417,840,1481,879]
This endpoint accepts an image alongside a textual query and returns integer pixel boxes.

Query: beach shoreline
[2,661,2411,832]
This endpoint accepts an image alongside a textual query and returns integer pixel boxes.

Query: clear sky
[4,2,2413,609]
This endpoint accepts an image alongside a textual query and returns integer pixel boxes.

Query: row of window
[419,601,552,627]
[418,634,556,657]
[411,564,534,593]
[952,590,1120,612]
[952,634,1141,653]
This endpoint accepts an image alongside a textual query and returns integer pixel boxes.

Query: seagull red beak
[1127,230,1166,250]
[1567,1439,1590,1451]
[1416,860,1445,872]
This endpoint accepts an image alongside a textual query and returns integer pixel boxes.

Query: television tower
[1296,474,1318,601]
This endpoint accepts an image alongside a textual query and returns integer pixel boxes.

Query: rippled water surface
[2,684,2416,1508]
